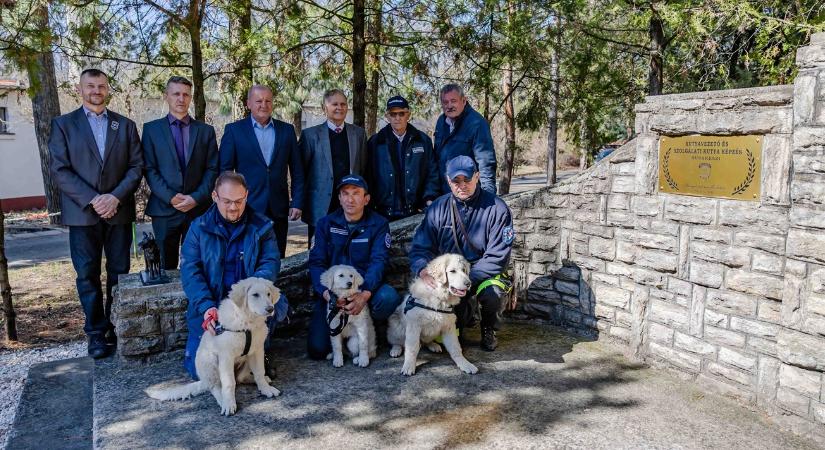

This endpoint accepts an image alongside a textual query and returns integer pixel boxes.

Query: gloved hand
[202,307,219,335]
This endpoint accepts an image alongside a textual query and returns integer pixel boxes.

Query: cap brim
[449,170,475,180]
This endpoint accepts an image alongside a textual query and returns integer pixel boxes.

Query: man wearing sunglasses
[365,96,439,221]
[180,171,288,380]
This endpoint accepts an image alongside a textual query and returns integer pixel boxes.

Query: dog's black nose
[266,305,275,314]
[464,281,471,289]
[346,282,353,288]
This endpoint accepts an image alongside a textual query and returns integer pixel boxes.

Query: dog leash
[403,294,455,315]
[214,322,252,357]
[326,291,349,337]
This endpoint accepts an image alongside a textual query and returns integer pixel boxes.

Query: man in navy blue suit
[219,85,305,257]
[143,76,219,269]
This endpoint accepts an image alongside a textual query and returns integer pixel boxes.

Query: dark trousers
[455,285,506,331]
[307,224,315,250]
[151,214,191,270]
[69,222,132,336]
[271,216,288,258]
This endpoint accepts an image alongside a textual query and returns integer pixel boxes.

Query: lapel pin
[110,121,119,131]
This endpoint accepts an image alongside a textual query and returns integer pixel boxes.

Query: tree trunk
[292,109,303,136]
[482,13,494,121]
[0,200,17,342]
[351,0,367,128]
[29,5,62,225]
[648,14,664,96]
[579,122,588,171]
[365,0,382,136]
[189,1,207,121]
[237,0,253,111]
[498,66,516,194]
[546,13,560,187]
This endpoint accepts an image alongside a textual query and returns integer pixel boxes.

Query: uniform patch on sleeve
[385,233,392,248]
[502,225,515,246]
[412,146,425,154]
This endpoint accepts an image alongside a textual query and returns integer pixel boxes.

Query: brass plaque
[658,135,762,201]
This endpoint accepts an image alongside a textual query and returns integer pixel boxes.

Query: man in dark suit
[143,76,218,269]
[219,85,304,257]
[49,68,143,359]
[298,89,367,244]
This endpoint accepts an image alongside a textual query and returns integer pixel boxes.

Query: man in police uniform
[307,175,402,359]
[408,155,514,351]
[365,95,439,220]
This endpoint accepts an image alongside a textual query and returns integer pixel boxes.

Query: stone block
[112,300,146,318]
[649,113,699,135]
[119,336,164,357]
[581,223,614,239]
[648,299,689,329]
[145,295,188,313]
[747,337,778,357]
[706,290,758,316]
[705,325,746,348]
[525,234,560,252]
[794,72,818,124]
[677,225,690,278]
[692,228,732,244]
[594,303,615,320]
[757,356,781,408]
[704,309,728,328]
[786,259,808,277]
[730,317,779,340]
[117,315,161,338]
[807,294,825,317]
[639,220,680,236]
[719,347,757,372]
[648,342,702,372]
[592,282,631,309]
[776,387,812,417]
[708,362,754,386]
[733,231,785,255]
[751,252,784,275]
[611,175,635,194]
[777,329,825,371]
[813,402,825,425]
[791,206,825,231]
[674,332,716,356]
[725,269,783,300]
[158,312,187,335]
[718,202,788,234]
[635,248,678,273]
[668,277,693,297]
[761,134,793,206]
[689,260,724,288]
[793,126,825,148]
[810,266,825,294]
[696,374,756,404]
[632,196,661,217]
[787,229,825,264]
[615,309,633,327]
[592,273,619,286]
[802,314,825,337]
[782,273,806,330]
[649,322,674,343]
[610,325,632,342]
[757,299,781,324]
[588,237,615,261]
[530,251,556,264]
[664,196,716,225]
[690,285,706,337]
[165,332,188,350]
[792,179,825,207]
[793,153,825,176]
[778,364,821,399]
[797,44,825,69]
[619,229,677,251]
[631,267,667,289]
[691,242,750,268]
[611,162,636,176]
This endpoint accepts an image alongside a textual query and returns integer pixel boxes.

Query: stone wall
[512,33,825,437]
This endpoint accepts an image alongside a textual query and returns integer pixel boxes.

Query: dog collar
[403,294,455,315]
[214,321,252,356]
[326,292,349,337]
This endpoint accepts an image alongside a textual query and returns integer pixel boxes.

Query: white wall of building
[0,88,45,201]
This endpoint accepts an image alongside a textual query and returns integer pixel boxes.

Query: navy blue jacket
[308,209,391,297]
[219,117,305,218]
[433,104,497,195]
[143,117,218,219]
[181,204,281,328]
[365,124,439,218]
[409,188,513,284]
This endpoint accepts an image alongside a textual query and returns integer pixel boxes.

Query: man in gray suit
[143,76,218,269]
[49,68,143,359]
[298,89,367,243]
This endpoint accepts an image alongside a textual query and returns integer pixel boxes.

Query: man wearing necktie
[220,85,305,257]
[48,69,143,359]
[143,76,219,269]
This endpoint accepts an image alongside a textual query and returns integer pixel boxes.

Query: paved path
[90,323,820,449]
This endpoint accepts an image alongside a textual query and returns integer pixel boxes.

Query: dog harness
[326,291,349,337]
[214,322,252,357]
[403,294,455,315]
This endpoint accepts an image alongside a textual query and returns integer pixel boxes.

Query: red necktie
[335,127,342,134]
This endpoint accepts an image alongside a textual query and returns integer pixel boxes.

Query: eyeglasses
[387,111,408,118]
[215,194,247,207]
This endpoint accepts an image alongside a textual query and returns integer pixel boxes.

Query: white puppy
[321,265,377,368]
[145,277,282,416]
[388,253,478,376]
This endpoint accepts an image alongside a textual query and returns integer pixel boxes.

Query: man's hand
[92,194,119,219]
[322,290,331,301]
[426,200,433,207]
[344,291,371,316]
[172,194,197,213]
[419,269,437,288]
[288,208,302,221]
[202,307,219,336]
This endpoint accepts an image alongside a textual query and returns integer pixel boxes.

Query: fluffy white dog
[145,277,282,416]
[321,264,377,368]
[387,253,478,376]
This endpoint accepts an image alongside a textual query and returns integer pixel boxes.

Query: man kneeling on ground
[180,171,287,379]
[408,156,514,351]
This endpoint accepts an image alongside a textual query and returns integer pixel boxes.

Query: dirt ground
[0,233,308,351]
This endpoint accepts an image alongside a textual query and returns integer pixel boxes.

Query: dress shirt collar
[168,113,192,125]
[251,115,274,129]
[82,105,108,119]
[327,120,346,132]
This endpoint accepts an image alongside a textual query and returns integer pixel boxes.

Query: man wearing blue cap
[409,155,514,351]
[365,95,440,221]
[433,84,497,195]
[307,174,401,359]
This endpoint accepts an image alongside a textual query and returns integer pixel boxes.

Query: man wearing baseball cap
[365,95,439,221]
[409,155,514,351]
[307,174,402,359]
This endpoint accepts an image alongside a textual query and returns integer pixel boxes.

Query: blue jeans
[184,293,288,380]
[68,223,132,337]
[307,283,401,360]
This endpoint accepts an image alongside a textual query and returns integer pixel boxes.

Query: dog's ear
[229,278,252,307]
[429,255,448,285]
[269,285,281,304]
[352,269,364,289]
[320,267,334,290]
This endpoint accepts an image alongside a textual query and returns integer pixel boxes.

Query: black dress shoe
[264,353,277,379]
[104,330,117,347]
[88,335,111,359]
[481,327,498,352]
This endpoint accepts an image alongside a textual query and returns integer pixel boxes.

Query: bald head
[247,85,274,125]
[247,85,273,100]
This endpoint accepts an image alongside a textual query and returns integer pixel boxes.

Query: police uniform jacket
[433,104,497,195]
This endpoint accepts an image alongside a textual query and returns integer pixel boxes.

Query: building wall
[0,89,46,209]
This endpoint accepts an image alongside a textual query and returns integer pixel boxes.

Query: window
[0,107,8,134]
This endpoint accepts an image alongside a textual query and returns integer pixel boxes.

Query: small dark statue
[139,232,169,285]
